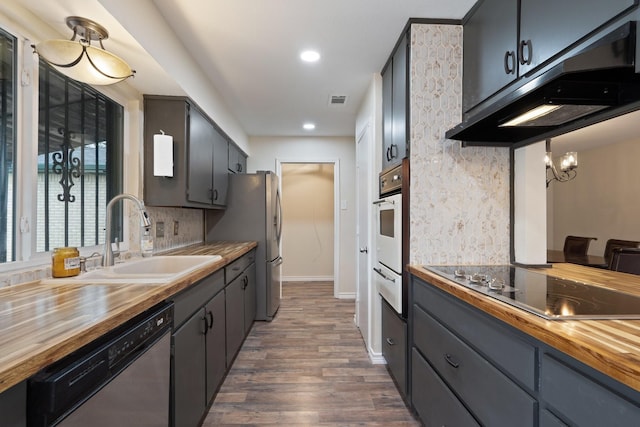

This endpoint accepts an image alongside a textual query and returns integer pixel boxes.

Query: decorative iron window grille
[0,28,15,263]
[37,61,123,252]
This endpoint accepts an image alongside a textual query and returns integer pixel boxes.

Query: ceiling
[5,0,476,138]
[5,0,638,146]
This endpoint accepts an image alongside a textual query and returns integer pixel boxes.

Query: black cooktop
[425,265,640,320]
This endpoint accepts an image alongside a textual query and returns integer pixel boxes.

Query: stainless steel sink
[43,255,223,284]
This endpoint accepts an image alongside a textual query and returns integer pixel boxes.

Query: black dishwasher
[28,302,173,427]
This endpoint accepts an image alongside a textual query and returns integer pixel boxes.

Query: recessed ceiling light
[303,123,316,130]
[300,50,320,63]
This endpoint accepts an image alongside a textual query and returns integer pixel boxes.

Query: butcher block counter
[409,263,640,394]
[0,241,256,394]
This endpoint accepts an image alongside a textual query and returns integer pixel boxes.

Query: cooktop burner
[425,265,640,320]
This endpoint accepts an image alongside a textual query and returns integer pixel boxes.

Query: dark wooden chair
[604,239,640,268]
[609,248,640,275]
[563,236,597,257]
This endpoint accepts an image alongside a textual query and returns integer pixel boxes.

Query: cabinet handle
[208,188,213,201]
[390,143,398,159]
[213,189,218,201]
[208,311,214,329]
[386,338,395,346]
[444,353,460,369]
[243,275,249,289]
[519,39,533,65]
[202,316,209,335]
[385,146,392,162]
[236,163,243,172]
[503,50,516,74]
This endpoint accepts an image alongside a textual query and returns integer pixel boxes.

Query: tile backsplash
[409,23,511,266]
[0,206,204,287]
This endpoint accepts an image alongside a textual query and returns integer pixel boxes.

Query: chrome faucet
[103,193,152,266]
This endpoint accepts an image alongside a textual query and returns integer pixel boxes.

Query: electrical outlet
[156,221,165,238]
[173,221,179,235]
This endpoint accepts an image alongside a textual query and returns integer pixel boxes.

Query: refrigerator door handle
[275,189,283,243]
[273,256,283,267]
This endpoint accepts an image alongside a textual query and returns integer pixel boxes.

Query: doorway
[279,163,337,288]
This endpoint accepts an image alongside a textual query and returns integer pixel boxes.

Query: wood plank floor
[203,281,420,426]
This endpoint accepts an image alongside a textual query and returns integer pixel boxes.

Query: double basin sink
[45,255,223,285]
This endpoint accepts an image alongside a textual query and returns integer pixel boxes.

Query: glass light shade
[560,152,578,171]
[35,39,134,85]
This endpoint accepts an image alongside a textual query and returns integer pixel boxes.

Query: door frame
[276,158,341,298]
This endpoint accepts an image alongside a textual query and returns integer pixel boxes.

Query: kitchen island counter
[0,241,256,393]
[409,263,640,394]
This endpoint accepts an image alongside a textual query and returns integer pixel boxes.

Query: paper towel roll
[153,133,174,177]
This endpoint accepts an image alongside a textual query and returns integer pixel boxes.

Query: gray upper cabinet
[463,0,518,113]
[463,0,637,114]
[381,32,408,172]
[143,95,228,209]
[228,142,247,174]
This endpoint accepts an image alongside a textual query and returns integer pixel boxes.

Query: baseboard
[369,351,386,365]
[337,292,356,299]
[283,276,334,282]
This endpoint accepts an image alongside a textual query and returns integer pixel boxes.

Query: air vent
[329,95,347,106]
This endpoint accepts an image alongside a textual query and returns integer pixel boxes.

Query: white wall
[281,163,334,281]
[248,136,356,298]
[549,137,640,255]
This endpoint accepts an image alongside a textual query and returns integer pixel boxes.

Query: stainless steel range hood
[446,21,640,147]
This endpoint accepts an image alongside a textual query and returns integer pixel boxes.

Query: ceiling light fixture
[545,139,578,187]
[300,50,320,63]
[32,16,135,85]
[303,123,316,130]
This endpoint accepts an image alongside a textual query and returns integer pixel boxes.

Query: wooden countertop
[408,263,640,393]
[0,241,256,394]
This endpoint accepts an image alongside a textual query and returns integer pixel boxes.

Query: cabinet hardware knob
[386,338,395,346]
[359,247,368,253]
[444,353,460,368]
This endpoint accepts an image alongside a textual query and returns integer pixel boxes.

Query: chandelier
[32,16,135,85]
[545,139,578,187]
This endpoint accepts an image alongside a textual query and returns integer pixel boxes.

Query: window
[37,62,123,253]
[0,28,15,263]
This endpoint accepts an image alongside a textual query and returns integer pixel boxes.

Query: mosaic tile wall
[409,23,511,265]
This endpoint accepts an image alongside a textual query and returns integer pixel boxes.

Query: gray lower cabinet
[171,270,225,427]
[381,298,407,397]
[410,274,640,427]
[540,353,640,426]
[225,251,256,366]
[0,381,26,427]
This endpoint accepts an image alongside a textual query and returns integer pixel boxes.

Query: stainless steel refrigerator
[205,171,282,320]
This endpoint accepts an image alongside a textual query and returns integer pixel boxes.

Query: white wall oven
[374,165,403,316]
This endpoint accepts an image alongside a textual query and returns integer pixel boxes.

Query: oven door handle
[373,267,396,283]
[373,199,394,205]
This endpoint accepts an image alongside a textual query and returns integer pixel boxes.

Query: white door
[355,124,372,346]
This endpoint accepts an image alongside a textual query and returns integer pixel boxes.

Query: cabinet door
[0,381,26,427]
[172,309,207,427]
[243,263,256,335]
[463,0,518,112]
[381,300,407,396]
[225,275,245,367]
[187,106,214,205]
[212,128,228,205]
[519,0,635,75]
[205,291,226,404]
[381,59,393,171]
[391,33,408,166]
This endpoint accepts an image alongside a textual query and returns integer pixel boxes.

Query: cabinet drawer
[225,251,255,283]
[381,299,407,396]
[412,348,479,427]
[414,305,536,427]
[172,270,224,327]
[413,277,536,390]
[541,353,640,427]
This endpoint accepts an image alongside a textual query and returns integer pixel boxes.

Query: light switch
[341,200,348,210]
